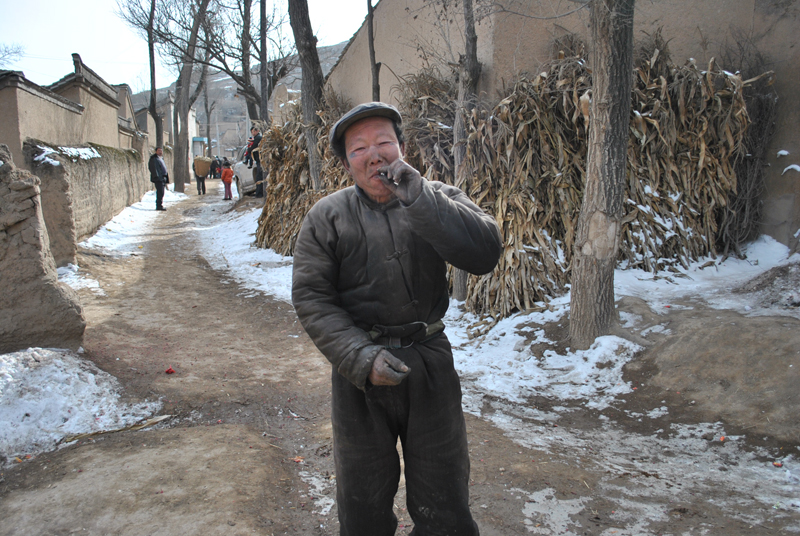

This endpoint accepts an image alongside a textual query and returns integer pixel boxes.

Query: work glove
[368,349,410,386]
[378,158,422,204]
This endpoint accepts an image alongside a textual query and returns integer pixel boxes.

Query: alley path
[1,184,341,535]
[2,180,798,535]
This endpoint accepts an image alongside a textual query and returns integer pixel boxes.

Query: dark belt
[368,319,445,349]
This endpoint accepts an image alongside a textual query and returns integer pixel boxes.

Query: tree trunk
[260,0,270,124]
[147,0,163,149]
[367,0,381,101]
[203,82,215,157]
[568,0,635,349]
[451,0,481,301]
[172,0,211,193]
[241,0,259,121]
[245,99,260,123]
[288,0,324,189]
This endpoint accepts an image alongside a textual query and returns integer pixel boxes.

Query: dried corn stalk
[254,91,351,255]
[255,47,766,323]
[459,51,759,318]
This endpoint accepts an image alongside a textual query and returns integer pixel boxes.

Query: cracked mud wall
[23,140,150,266]
[0,144,86,353]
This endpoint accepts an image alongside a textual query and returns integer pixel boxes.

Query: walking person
[292,102,502,535]
[148,147,169,211]
[209,156,220,181]
[220,161,233,201]
[193,155,211,195]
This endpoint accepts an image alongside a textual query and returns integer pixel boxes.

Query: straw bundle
[457,60,589,317]
[254,92,350,255]
[254,41,770,323]
[393,69,458,185]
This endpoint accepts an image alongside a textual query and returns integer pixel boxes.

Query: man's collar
[354,184,400,210]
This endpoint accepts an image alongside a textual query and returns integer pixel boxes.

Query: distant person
[221,160,234,201]
[210,156,220,180]
[245,125,264,198]
[244,137,254,167]
[193,155,210,195]
[148,147,169,211]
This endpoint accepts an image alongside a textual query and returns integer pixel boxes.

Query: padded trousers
[331,334,479,536]
[154,181,165,209]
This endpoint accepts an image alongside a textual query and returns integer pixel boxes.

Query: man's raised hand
[378,159,422,204]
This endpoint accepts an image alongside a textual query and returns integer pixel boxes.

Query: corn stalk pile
[254,44,771,322]
[393,69,458,185]
[457,60,590,317]
[254,91,351,255]
[458,50,767,318]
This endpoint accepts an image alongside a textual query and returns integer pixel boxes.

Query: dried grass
[254,36,772,322]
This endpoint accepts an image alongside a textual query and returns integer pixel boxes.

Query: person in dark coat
[292,102,502,536]
[148,147,169,211]
[245,126,264,198]
[209,156,220,180]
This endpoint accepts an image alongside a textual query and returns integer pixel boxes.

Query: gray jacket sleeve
[404,180,502,275]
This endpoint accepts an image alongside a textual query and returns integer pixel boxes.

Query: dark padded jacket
[292,179,502,390]
[148,154,169,183]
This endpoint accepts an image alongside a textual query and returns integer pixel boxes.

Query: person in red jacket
[220,161,233,200]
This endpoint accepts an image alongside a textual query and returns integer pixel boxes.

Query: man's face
[341,116,404,204]
[156,148,163,157]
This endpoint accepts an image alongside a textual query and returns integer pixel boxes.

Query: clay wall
[326,0,493,107]
[0,74,85,170]
[0,144,86,353]
[23,140,152,266]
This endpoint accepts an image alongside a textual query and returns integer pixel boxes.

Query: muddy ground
[1,181,798,535]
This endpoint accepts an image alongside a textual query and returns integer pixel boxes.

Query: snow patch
[0,348,161,465]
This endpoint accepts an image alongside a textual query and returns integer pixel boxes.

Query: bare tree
[0,43,24,68]
[367,0,381,101]
[118,0,212,191]
[120,0,295,125]
[569,0,635,348]
[116,0,165,148]
[164,0,212,192]
[260,0,270,123]
[202,80,217,156]
[451,0,481,301]
[146,0,165,149]
[288,0,324,188]
[200,0,295,122]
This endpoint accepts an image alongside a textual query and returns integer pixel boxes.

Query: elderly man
[292,102,502,535]
[148,147,169,211]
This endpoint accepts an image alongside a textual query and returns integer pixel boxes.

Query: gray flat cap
[329,102,402,148]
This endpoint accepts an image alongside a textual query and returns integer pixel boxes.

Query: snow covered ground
[2,184,799,532]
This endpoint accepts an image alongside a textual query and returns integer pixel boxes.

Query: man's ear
[340,156,352,174]
[400,142,406,158]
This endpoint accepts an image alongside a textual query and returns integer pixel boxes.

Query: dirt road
[1,182,798,535]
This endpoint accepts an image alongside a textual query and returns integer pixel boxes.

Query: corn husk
[255,46,768,322]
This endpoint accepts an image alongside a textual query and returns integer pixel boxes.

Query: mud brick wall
[0,144,86,353]
[23,140,151,266]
